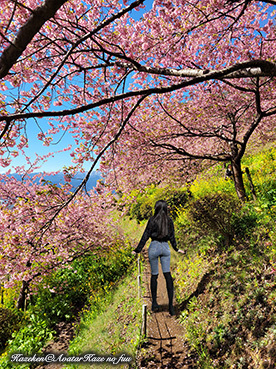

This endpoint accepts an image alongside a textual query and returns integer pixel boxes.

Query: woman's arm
[134,218,153,253]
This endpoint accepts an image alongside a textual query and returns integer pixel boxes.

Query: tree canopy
[0,0,276,183]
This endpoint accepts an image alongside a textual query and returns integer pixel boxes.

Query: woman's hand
[177,249,185,254]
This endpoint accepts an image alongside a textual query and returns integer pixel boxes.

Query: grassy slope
[65,267,143,369]
[65,146,276,369]
[0,213,145,369]
[172,146,276,368]
[64,218,145,369]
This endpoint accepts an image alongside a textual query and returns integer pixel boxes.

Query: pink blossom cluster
[0,173,118,289]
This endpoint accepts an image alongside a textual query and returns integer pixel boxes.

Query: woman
[134,200,184,316]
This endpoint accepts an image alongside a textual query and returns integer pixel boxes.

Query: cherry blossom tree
[1,0,276,304]
[0,0,275,190]
[106,78,276,201]
[0,173,119,309]
[1,0,276,179]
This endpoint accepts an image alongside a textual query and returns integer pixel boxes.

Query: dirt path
[137,253,196,369]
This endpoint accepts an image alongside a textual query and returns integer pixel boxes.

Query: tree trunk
[231,159,247,201]
[16,280,29,310]
[245,167,257,201]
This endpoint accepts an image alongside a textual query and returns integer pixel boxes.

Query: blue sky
[1,0,153,174]
[2,120,95,174]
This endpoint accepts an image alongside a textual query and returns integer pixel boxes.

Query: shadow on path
[137,253,197,369]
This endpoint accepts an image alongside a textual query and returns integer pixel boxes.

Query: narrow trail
[137,252,196,369]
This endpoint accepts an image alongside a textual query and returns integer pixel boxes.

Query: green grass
[65,262,144,369]
[0,238,138,368]
[172,145,276,368]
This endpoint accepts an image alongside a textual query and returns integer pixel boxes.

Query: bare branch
[1,59,275,128]
[240,113,263,159]
[116,59,276,79]
[261,0,276,5]
[150,140,232,162]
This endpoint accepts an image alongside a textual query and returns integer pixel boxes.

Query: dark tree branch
[149,140,232,162]
[0,0,69,79]
[1,59,276,130]
[240,113,263,160]
[0,118,12,140]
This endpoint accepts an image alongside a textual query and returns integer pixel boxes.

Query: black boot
[150,274,160,311]
[164,272,175,316]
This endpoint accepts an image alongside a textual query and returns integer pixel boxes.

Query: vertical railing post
[137,254,141,299]
[245,167,257,201]
[137,255,147,340]
[0,284,3,305]
[142,304,147,338]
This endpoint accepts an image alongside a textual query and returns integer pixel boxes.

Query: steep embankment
[128,146,276,368]
[171,147,276,368]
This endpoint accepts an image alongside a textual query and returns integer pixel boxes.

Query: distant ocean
[5,171,102,192]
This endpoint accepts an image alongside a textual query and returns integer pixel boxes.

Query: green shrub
[259,187,276,212]
[188,193,241,247]
[139,200,153,220]
[32,246,134,326]
[128,200,144,222]
[156,187,189,218]
[231,206,258,239]
[0,245,135,367]
[9,313,54,355]
[128,197,152,222]
[128,186,189,222]
[0,313,55,369]
[0,308,21,350]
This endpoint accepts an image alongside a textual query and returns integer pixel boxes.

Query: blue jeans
[148,240,171,275]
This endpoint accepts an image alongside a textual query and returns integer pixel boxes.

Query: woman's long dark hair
[152,200,169,238]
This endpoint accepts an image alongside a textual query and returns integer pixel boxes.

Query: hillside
[126,146,276,368]
[62,145,276,369]
[0,146,275,369]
